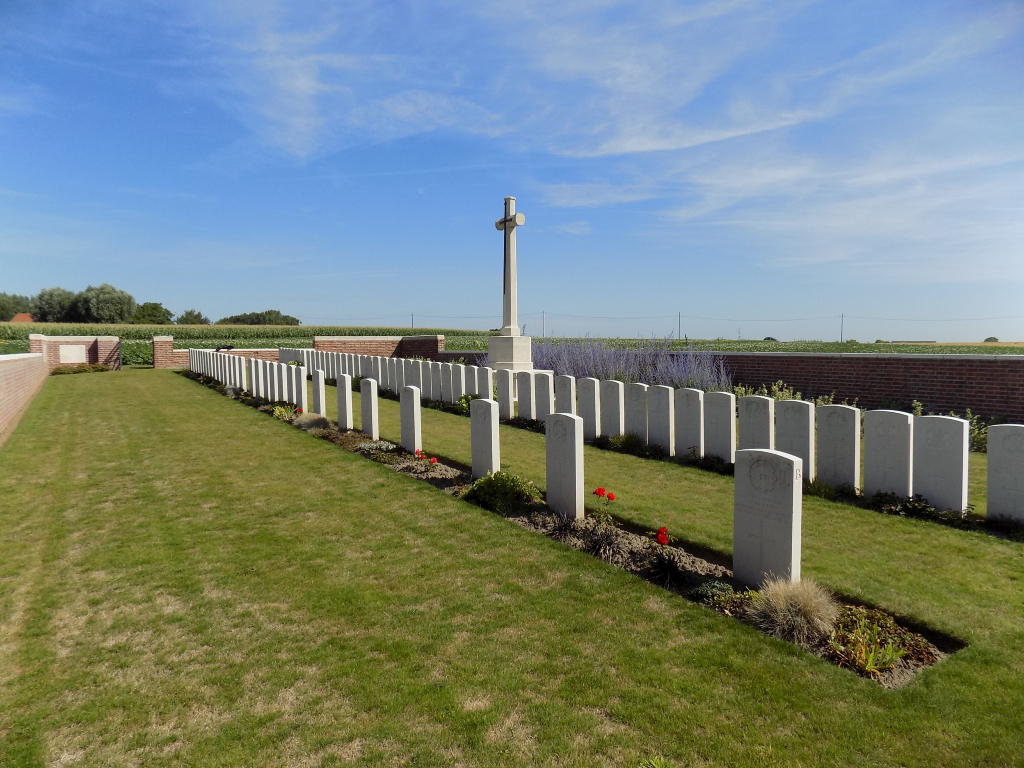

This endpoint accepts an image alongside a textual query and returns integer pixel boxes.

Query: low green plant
[804,477,838,500]
[272,404,298,420]
[593,432,666,460]
[638,757,674,768]
[734,380,802,400]
[746,578,839,646]
[687,579,734,604]
[453,393,478,416]
[464,470,541,515]
[828,611,907,677]
[590,487,617,529]
[49,364,111,375]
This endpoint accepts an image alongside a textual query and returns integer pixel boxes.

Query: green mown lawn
[1,370,1022,767]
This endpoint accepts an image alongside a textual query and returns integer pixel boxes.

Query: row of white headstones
[190,348,1024,588]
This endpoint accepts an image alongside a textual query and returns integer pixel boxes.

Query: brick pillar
[153,336,175,369]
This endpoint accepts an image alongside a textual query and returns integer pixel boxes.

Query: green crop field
[1,369,1021,766]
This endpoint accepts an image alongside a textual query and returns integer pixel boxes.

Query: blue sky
[1,0,1022,341]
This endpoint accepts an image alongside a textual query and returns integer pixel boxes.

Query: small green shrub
[734,380,802,401]
[827,608,910,677]
[50,364,111,375]
[293,413,330,431]
[804,477,838,500]
[638,758,674,768]
[687,579,734,604]
[272,404,297,420]
[746,577,839,646]
[592,432,666,460]
[464,471,540,515]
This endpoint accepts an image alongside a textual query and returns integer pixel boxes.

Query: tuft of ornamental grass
[293,412,331,431]
[746,577,839,646]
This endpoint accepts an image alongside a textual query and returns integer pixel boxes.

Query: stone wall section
[314,335,445,358]
[0,353,48,448]
[721,352,1024,420]
[152,336,282,369]
[28,334,121,371]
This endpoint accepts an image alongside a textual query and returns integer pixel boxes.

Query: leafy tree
[131,302,174,324]
[215,309,300,326]
[176,308,210,325]
[33,287,77,322]
[0,293,33,322]
[71,284,137,324]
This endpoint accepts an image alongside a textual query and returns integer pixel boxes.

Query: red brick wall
[28,335,121,371]
[0,353,48,447]
[721,352,1024,420]
[152,338,282,369]
[314,336,445,358]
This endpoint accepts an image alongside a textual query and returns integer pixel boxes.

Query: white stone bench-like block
[734,449,803,588]
[647,385,674,456]
[863,410,913,498]
[600,380,625,438]
[578,377,600,440]
[776,400,815,482]
[817,404,861,490]
[400,386,422,453]
[625,382,649,443]
[360,377,379,440]
[471,398,501,479]
[704,391,736,463]
[988,424,1024,523]
[913,415,968,512]
[739,395,775,450]
[674,388,704,459]
[546,413,584,520]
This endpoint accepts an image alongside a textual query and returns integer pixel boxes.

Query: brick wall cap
[153,335,173,341]
[713,350,1024,362]
[28,335,120,342]
[314,335,444,341]
[0,353,44,362]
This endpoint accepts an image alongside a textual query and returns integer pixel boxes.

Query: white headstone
[471,398,501,479]
[625,383,649,442]
[419,361,431,397]
[295,366,309,413]
[337,374,354,430]
[465,365,479,396]
[516,371,536,420]
[647,385,674,456]
[452,364,466,401]
[733,449,803,588]
[987,424,1024,523]
[400,386,422,453]
[361,377,379,440]
[440,362,454,403]
[674,388,704,459]
[578,378,600,440]
[394,357,406,391]
[739,395,775,450]
[776,400,816,482]
[534,371,554,421]
[863,410,913,498]
[555,375,576,415]
[546,413,584,520]
[600,380,625,438]
[704,391,736,463]
[478,367,494,400]
[817,405,861,490]
[913,415,968,512]
[429,362,442,401]
[311,369,327,416]
[404,359,418,390]
[497,369,514,421]
[387,357,398,392]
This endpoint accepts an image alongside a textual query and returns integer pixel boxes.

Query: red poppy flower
[656,527,669,546]
[296,408,303,413]
[593,487,606,497]
[607,493,616,502]
[430,457,438,464]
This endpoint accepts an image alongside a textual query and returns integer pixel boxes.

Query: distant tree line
[0,285,300,326]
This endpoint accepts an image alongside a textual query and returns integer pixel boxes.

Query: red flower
[593,487,606,497]
[656,527,669,546]
[296,408,303,413]
[607,493,616,502]
[430,457,438,464]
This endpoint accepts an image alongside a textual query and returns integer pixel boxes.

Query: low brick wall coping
[1,353,44,361]
[713,350,1024,362]
[314,335,444,341]
[28,334,120,341]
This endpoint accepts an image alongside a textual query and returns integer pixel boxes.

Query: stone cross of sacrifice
[495,196,525,337]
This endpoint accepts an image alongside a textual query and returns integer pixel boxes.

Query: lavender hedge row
[532,338,731,391]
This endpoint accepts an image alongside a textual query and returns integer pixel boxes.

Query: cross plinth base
[488,335,533,372]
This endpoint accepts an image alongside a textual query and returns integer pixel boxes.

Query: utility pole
[411,313,414,330]
[678,311,681,341]
[841,314,844,343]
[542,310,545,338]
